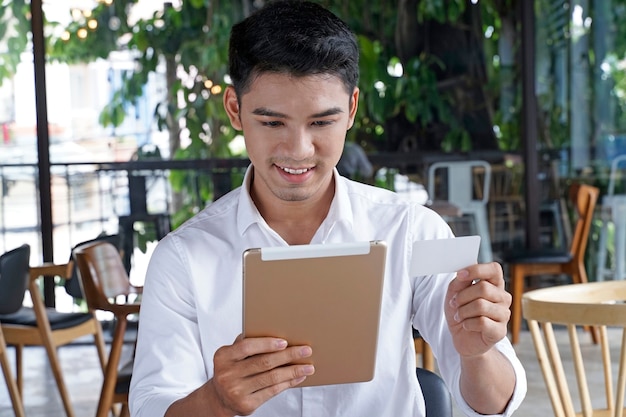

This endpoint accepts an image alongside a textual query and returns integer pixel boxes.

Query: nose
[284,127,315,160]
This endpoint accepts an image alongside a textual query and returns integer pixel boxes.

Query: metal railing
[0,151,510,265]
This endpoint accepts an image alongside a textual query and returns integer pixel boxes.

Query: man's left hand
[445,262,511,357]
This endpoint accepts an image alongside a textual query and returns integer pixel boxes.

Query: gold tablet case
[242,241,387,387]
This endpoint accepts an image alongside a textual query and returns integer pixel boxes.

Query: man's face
[224,72,359,205]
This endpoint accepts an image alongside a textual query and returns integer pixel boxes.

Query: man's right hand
[208,334,315,416]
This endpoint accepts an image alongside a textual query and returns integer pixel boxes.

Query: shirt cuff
[451,339,528,417]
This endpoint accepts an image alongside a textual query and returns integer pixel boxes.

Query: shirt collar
[321,169,354,238]
[236,166,355,238]
[236,165,264,236]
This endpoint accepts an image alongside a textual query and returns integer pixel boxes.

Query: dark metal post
[31,0,55,307]
[521,0,540,249]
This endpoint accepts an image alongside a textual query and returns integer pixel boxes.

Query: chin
[274,190,311,202]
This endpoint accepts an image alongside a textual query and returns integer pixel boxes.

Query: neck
[251,174,335,245]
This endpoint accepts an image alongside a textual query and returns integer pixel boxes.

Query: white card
[410,236,481,276]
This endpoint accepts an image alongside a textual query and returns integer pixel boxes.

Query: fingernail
[293,376,307,384]
[454,311,461,322]
[302,365,315,375]
[449,294,457,308]
[276,339,288,349]
[457,270,469,278]
[300,346,312,357]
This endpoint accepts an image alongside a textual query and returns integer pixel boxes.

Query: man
[129,1,526,416]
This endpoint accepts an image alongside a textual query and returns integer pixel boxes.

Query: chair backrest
[427,160,491,207]
[567,183,599,261]
[490,163,523,200]
[522,281,626,417]
[0,244,30,315]
[72,241,134,311]
[416,367,453,417]
[65,234,125,299]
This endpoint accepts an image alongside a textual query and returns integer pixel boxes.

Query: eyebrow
[251,107,344,119]
[311,107,344,118]
[252,107,287,118]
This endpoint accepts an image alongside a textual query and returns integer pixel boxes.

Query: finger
[454,296,512,325]
[226,336,290,362]
[249,362,316,394]
[451,262,504,291]
[245,345,313,376]
[243,364,316,412]
[454,280,512,309]
[456,315,509,342]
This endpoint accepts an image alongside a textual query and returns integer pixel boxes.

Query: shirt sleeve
[129,235,208,417]
[408,205,527,416]
[412,271,527,417]
[445,338,527,417]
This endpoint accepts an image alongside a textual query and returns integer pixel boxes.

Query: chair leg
[93,319,108,372]
[120,403,130,417]
[93,320,118,417]
[414,336,435,372]
[1,334,26,417]
[96,318,128,417]
[41,341,76,417]
[571,268,599,344]
[509,264,525,345]
[15,344,23,396]
[422,342,434,372]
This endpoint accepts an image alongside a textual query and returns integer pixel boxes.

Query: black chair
[0,244,107,417]
[0,244,29,417]
[416,367,453,417]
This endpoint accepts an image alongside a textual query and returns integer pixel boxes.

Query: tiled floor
[0,339,134,417]
[0,327,620,417]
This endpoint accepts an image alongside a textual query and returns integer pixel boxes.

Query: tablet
[242,240,387,387]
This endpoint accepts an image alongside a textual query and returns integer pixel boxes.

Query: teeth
[281,167,309,175]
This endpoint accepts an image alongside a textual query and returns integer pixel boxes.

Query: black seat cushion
[412,327,422,339]
[0,307,94,330]
[503,249,573,264]
[114,357,134,394]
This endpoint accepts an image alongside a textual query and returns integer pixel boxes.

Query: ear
[347,87,359,130]
[223,86,243,131]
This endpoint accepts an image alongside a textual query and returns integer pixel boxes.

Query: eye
[261,121,284,127]
[311,120,333,127]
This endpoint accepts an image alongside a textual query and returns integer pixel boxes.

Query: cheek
[243,136,263,158]
[321,134,347,164]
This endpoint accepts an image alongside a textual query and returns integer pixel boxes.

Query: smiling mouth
[277,165,312,175]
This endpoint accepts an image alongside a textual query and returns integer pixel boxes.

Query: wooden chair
[522,281,626,417]
[0,244,29,417]
[504,183,599,345]
[73,240,141,417]
[0,248,108,417]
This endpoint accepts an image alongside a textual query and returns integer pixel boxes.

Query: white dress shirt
[129,167,526,417]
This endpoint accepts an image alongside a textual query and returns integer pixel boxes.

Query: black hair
[228,0,359,98]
